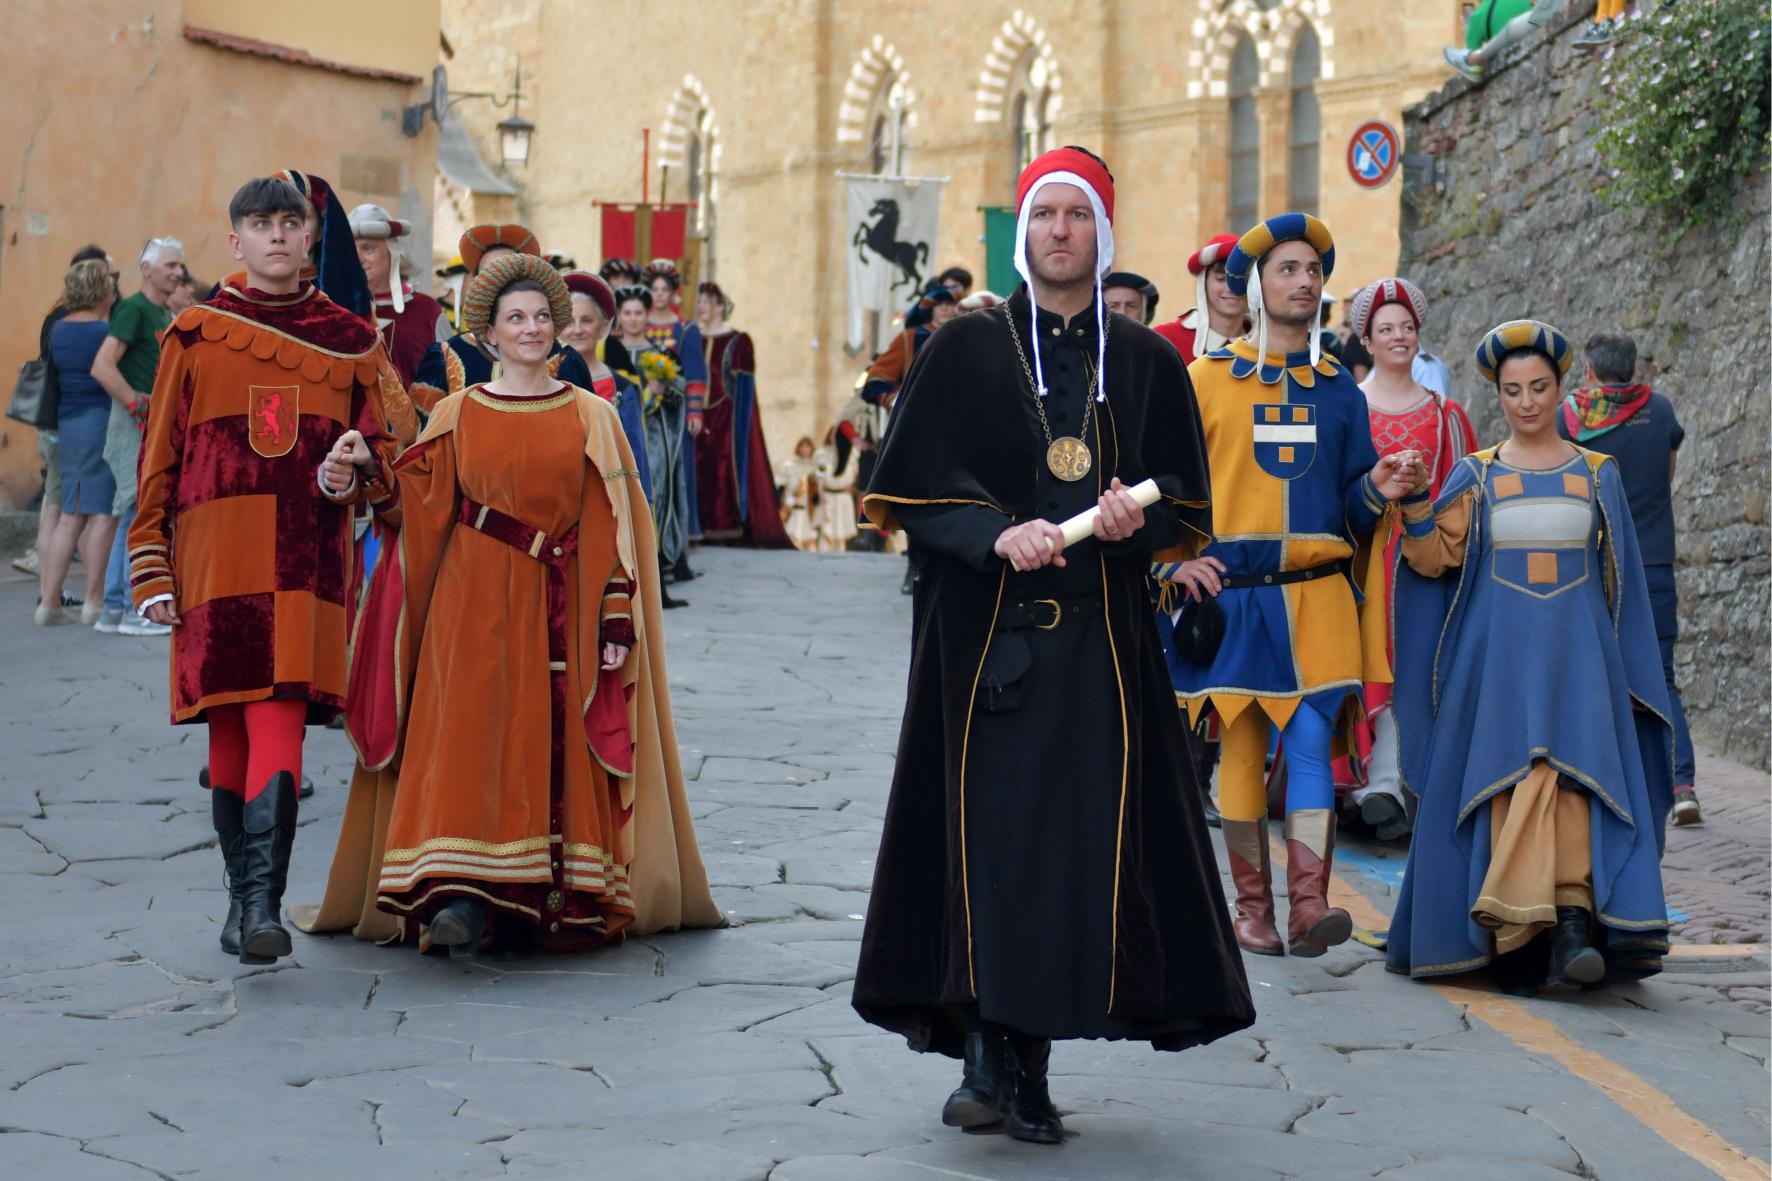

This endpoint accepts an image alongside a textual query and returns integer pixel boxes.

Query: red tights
[207,699,308,802]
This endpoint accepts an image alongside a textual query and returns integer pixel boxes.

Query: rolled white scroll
[1048,478,1162,550]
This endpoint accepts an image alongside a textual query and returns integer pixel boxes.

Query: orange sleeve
[127,328,194,609]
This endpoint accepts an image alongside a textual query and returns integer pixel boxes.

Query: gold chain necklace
[1005,309,1106,482]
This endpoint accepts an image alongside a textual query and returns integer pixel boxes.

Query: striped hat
[1224,212,1336,381]
[1347,277,1428,340]
[1475,319,1572,383]
[1224,213,1336,298]
[459,223,541,274]
[462,252,571,342]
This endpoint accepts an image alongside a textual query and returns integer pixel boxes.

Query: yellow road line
[1665,942,1768,959]
[1267,836,1771,1179]
[1435,982,1772,1181]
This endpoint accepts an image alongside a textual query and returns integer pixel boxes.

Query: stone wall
[1399,8,1770,769]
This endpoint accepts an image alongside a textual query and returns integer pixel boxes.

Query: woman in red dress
[1338,278,1479,838]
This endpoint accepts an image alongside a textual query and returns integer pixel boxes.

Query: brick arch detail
[837,36,918,146]
[1187,0,1336,100]
[973,9,1064,125]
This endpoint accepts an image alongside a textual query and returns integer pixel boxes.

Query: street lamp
[404,62,536,168]
[498,113,535,168]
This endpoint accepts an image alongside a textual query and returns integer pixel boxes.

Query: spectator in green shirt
[1445,0,1561,80]
[91,235,183,636]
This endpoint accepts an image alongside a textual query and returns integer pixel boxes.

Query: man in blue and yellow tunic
[1162,214,1421,958]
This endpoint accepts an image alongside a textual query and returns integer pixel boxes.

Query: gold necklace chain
[1004,310,1103,449]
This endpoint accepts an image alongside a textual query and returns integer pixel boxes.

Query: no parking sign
[1347,120,1400,189]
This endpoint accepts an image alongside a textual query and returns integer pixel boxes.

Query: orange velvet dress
[128,280,397,724]
[373,383,721,948]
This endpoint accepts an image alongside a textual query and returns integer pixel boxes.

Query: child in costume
[1387,321,1672,995]
[130,177,397,964]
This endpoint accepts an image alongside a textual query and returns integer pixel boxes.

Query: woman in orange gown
[367,253,721,955]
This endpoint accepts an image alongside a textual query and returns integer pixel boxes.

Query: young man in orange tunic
[131,177,395,965]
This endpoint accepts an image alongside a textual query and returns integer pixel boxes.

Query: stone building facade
[1399,7,1770,769]
[445,0,1462,452]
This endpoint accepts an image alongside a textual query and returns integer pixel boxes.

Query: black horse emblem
[853,197,928,295]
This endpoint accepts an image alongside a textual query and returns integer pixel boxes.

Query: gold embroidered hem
[1472,762,1594,955]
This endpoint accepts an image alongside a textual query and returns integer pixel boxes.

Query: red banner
[599,203,692,261]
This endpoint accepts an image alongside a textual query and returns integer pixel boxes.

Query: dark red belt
[458,495,576,913]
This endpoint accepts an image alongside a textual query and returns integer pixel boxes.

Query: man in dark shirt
[1558,332,1698,824]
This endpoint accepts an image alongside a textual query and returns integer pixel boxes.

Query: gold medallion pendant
[1047,436,1093,482]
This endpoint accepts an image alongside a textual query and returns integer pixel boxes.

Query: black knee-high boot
[210,788,247,956]
[941,1011,1015,1129]
[1005,1031,1064,1145]
[239,771,298,963]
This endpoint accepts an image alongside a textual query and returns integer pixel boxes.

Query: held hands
[995,520,1068,573]
[320,429,372,494]
[1093,478,1146,543]
[1371,449,1426,501]
[1170,556,1227,601]
[601,642,630,672]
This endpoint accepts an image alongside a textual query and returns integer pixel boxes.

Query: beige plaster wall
[0,0,439,511]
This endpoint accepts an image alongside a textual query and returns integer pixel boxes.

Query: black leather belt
[996,596,1103,631]
[1218,558,1350,591]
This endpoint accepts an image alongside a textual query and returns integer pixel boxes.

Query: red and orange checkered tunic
[129,280,396,725]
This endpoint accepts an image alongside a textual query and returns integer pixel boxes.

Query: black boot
[239,771,298,964]
[429,898,488,960]
[941,1029,1014,1129]
[660,556,689,608]
[1005,1033,1064,1145]
[1546,906,1605,989]
[210,788,247,956]
[203,764,311,799]
[672,552,696,583]
[899,558,917,596]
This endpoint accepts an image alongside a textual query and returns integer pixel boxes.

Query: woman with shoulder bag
[34,258,121,625]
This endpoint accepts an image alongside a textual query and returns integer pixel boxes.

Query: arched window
[1288,26,1322,215]
[865,74,910,175]
[1227,36,1261,237]
[1009,52,1056,176]
[683,106,716,239]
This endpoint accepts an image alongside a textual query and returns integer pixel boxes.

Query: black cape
[852,288,1255,1055]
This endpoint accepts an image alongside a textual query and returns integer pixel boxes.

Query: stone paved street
[2,548,1768,1180]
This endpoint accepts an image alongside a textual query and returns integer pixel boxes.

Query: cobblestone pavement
[2,549,1767,1180]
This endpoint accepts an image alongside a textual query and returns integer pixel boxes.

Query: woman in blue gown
[1387,321,1674,996]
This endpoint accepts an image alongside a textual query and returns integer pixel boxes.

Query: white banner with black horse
[843,174,945,351]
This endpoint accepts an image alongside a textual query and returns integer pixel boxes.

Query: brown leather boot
[1222,818,1284,956]
[1285,809,1353,957]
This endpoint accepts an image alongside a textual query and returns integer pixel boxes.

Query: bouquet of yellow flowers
[638,351,680,386]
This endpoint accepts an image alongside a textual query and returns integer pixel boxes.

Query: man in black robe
[852,147,1255,1147]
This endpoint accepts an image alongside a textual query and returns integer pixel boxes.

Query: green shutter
[982,206,1019,297]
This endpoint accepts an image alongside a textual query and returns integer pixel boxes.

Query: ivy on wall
[1596,0,1771,234]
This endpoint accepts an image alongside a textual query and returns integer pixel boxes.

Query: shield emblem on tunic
[248,385,299,458]
[1252,403,1316,480]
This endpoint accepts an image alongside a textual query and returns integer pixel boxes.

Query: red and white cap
[1187,232,1243,359]
[1012,147,1116,400]
[1346,277,1428,340]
